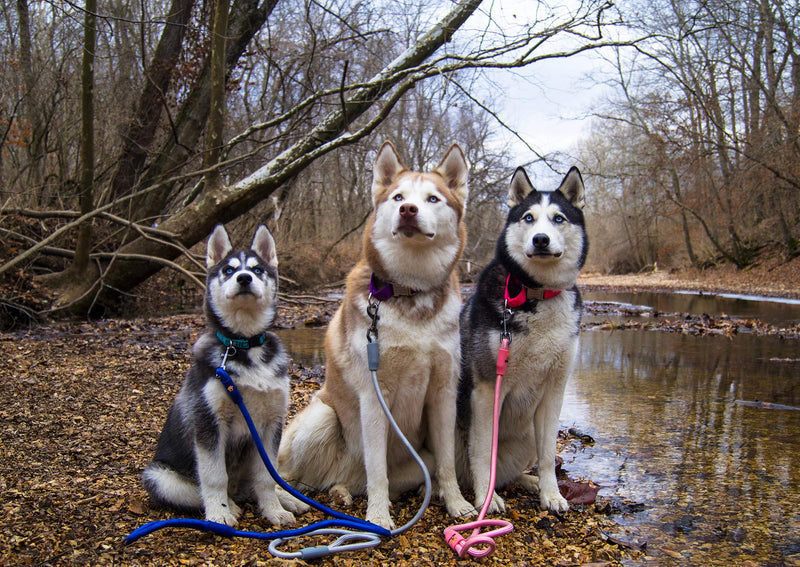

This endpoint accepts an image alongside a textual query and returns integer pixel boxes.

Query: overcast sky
[466,0,620,186]
[491,54,608,180]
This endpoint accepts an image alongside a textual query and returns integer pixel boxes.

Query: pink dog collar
[504,274,561,307]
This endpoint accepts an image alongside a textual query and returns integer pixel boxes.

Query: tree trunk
[669,165,697,266]
[39,0,98,309]
[203,0,230,190]
[133,0,275,220]
[16,0,44,205]
[108,0,195,202]
[94,0,482,302]
[74,0,97,276]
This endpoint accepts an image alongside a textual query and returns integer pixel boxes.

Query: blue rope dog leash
[125,362,390,559]
[126,299,431,559]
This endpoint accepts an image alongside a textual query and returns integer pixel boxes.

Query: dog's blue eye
[554,214,566,224]
[428,195,439,203]
[252,267,263,275]
[224,267,235,275]
[393,194,403,201]
[524,214,534,223]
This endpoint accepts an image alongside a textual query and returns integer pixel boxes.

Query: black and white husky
[142,225,308,527]
[457,167,587,515]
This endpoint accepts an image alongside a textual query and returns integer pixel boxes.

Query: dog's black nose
[399,203,418,218]
[237,273,252,286]
[532,233,550,249]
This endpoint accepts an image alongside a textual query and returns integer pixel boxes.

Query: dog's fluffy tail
[142,462,203,511]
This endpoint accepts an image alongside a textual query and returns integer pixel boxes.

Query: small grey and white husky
[457,167,587,515]
[142,225,308,527]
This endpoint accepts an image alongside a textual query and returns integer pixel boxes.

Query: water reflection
[565,331,800,565]
[275,327,326,367]
[583,290,800,326]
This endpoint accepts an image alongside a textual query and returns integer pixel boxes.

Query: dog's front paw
[329,484,353,507]
[206,499,241,526]
[262,504,297,527]
[476,491,505,514]
[539,489,569,514]
[366,505,396,531]
[446,496,477,519]
[277,487,310,515]
[517,472,540,493]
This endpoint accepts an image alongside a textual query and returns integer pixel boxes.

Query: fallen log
[734,400,800,411]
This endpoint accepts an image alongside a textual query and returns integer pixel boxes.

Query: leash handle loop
[444,519,513,558]
[443,340,514,558]
[269,528,383,559]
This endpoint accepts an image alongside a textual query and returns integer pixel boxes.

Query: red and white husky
[278,141,476,529]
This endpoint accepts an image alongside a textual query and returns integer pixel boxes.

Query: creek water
[583,289,800,326]
[276,291,800,566]
[567,330,800,566]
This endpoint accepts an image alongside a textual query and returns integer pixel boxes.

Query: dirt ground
[1,313,640,567]
[578,250,800,299]
[2,255,799,567]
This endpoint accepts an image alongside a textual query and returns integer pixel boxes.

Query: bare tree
[108,0,195,201]
[38,0,99,309]
[15,0,43,202]
[203,0,230,191]
[1,0,637,314]
[585,0,800,271]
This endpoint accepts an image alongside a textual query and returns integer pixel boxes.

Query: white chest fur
[347,292,462,374]
[200,347,289,439]
[502,291,581,395]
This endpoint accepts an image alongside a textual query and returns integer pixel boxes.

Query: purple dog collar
[369,274,418,301]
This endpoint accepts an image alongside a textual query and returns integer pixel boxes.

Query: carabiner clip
[220,345,237,370]
[366,296,381,343]
[501,299,513,343]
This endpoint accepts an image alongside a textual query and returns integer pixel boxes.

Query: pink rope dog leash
[444,274,564,557]
[443,337,514,558]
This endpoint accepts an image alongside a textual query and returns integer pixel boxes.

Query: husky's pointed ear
[372,141,406,203]
[207,225,232,268]
[252,225,278,269]
[433,143,469,203]
[507,167,534,207]
[558,167,585,209]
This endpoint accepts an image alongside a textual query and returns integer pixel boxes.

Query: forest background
[1,0,798,324]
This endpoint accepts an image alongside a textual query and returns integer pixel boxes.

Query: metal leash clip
[501,299,513,343]
[366,296,381,344]
[220,345,237,370]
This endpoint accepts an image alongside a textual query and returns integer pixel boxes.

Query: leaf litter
[4,271,800,566]
[0,308,640,566]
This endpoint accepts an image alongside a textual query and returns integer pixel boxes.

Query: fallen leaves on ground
[4,267,797,566]
[1,314,639,567]
[582,312,800,339]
